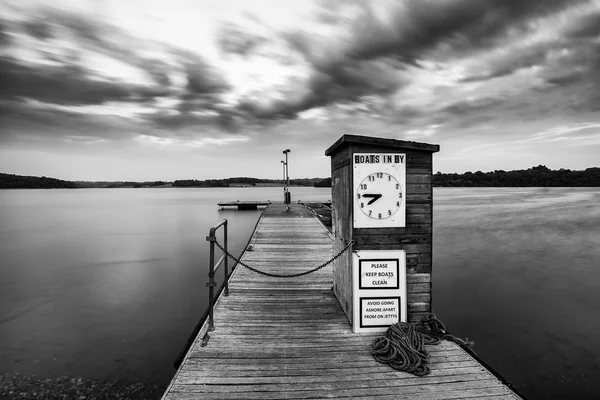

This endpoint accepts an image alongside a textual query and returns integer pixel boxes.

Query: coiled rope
[372,313,473,376]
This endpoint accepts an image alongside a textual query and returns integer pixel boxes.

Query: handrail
[208,219,227,236]
[203,219,228,346]
[172,219,228,368]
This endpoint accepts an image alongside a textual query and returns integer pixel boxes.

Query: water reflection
[1,187,599,399]
[433,187,600,400]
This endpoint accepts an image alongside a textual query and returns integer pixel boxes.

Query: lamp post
[283,149,290,204]
[281,160,286,203]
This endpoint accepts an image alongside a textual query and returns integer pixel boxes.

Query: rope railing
[213,239,354,278]
[199,222,352,347]
[175,219,353,364]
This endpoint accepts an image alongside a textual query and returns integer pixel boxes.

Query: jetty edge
[218,200,272,210]
[162,203,523,399]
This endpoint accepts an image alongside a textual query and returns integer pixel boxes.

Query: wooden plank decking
[163,203,521,400]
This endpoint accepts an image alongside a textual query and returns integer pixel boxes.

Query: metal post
[283,149,290,204]
[207,234,215,332]
[285,150,290,187]
[201,219,227,347]
[281,160,286,202]
[223,221,229,296]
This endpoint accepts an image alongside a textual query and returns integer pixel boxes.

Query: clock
[353,153,406,228]
[357,172,403,219]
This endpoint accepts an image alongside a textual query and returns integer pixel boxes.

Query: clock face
[353,152,406,228]
[357,172,403,220]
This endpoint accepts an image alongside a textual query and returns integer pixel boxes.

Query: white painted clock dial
[353,153,406,228]
[357,172,403,220]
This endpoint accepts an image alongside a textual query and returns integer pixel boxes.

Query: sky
[1,0,599,181]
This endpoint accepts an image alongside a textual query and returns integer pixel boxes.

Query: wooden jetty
[218,200,272,210]
[163,203,521,399]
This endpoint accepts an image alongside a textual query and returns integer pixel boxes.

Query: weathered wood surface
[162,203,520,400]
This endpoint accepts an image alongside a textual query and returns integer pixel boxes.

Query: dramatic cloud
[0,57,171,105]
[0,3,236,139]
[0,5,229,101]
[563,8,600,38]
[317,0,586,63]
[225,0,597,122]
[218,22,266,56]
[237,56,406,121]
[0,98,139,146]
[176,49,230,97]
[460,42,556,82]
[0,19,11,45]
[1,0,599,180]
[21,16,55,40]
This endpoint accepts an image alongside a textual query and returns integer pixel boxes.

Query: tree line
[2,166,599,189]
[172,177,329,187]
[0,173,77,189]
[433,165,600,187]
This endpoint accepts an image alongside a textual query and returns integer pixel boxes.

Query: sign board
[352,250,406,333]
[359,258,399,289]
[360,297,401,328]
[353,153,406,229]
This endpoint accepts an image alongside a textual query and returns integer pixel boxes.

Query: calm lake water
[1,187,599,399]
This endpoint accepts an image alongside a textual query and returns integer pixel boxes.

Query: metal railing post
[224,221,229,296]
[203,219,228,345]
[206,231,216,332]
[183,218,229,353]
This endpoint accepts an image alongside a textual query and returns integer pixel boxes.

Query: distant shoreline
[1,165,599,189]
[0,174,330,189]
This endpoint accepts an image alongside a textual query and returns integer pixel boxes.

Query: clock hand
[361,193,383,205]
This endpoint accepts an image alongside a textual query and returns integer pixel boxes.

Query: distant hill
[73,180,171,188]
[2,166,599,189]
[0,173,76,189]
[172,177,327,187]
[433,165,600,187]
[0,174,329,189]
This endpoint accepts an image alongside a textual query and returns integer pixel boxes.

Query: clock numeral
[368,210,372,216]
[388,175,391,181]
[396,184,399,189]
[378,213,382,219]
[377,173,383,178]
[360,202,364,208]
[399,193,403,198]
[368,175,374,181]
[357,194,361,199]
[361,184,368,189]
[388,210,392,216]
[396,201,400,207]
